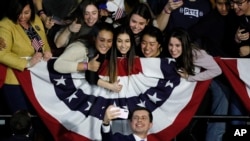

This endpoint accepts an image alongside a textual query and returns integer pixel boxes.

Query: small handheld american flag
[31,37,44,52]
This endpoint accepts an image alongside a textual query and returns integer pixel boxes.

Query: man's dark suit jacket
[101,127,136,141]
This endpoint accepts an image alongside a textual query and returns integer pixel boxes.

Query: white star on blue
[54,76,66,86]
[85,101,92,111]
[166,80,174,88]
[137,100,146,107]
[67,92,78,103]
[148,92,162,104]
[168,58,176,64]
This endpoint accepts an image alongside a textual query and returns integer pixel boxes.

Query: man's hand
[235,28,249,43]
[103,105,121,125]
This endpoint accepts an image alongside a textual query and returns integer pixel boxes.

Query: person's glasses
[230,0,247,6]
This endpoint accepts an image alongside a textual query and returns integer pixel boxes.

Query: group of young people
[0,0,249,140]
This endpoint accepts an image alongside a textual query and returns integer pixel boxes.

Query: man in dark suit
[101,105,153,141]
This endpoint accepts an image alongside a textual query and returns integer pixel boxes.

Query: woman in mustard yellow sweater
[0,0,52,114]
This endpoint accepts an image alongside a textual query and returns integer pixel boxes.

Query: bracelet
[37,9,45,16]
[164,8,171,14]
[83,62,88,71]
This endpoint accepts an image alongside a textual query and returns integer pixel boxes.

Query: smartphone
[118,108,129,119]
[110,107,129,119]
[239,23,248,34]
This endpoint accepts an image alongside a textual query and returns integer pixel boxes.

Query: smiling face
[168,37,183,59]
[129,14,148,34]
[140,34,161,57]
[230,0,250,16]
[95,29,113,54]
[130,110,152,137]
[116,33,131,55]
[18,4,31,25]
[84,4,99,27]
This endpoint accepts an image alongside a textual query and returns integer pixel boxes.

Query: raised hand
[103,105,121,124]
[164,0,183,14]
[68,18,82,33]
[88,54,100,72]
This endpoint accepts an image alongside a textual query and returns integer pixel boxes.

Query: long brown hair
[169,28,200,75]
[109,25,136,83]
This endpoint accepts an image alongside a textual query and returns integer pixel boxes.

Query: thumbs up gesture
[88,54,101,72]
[68,18,82,33]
